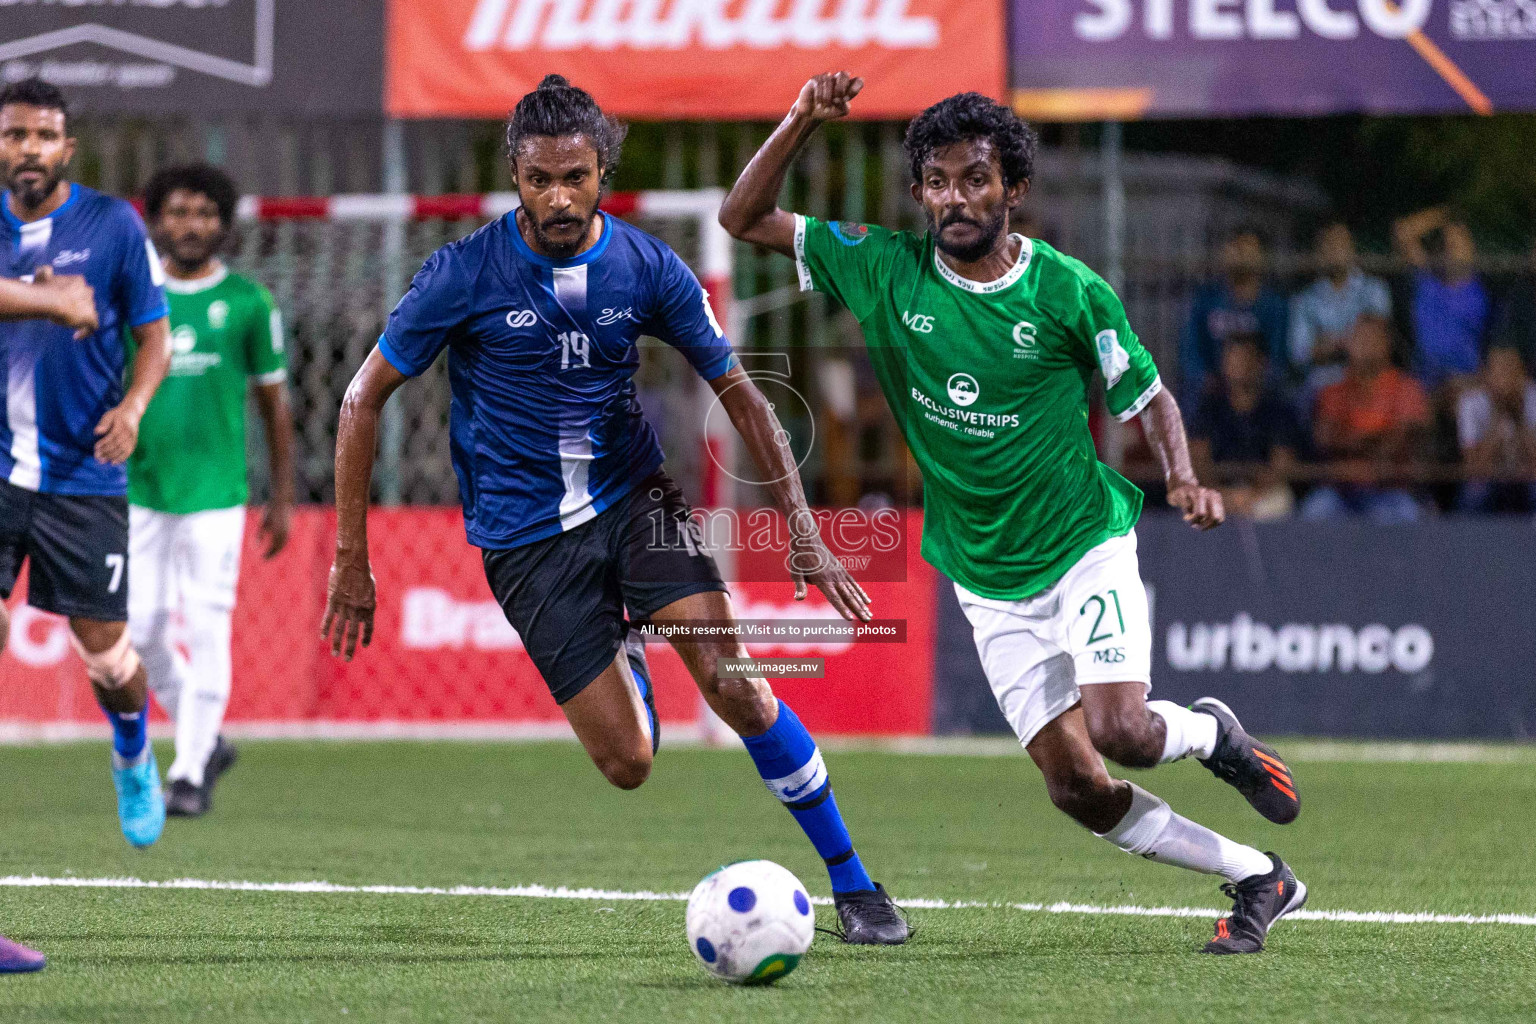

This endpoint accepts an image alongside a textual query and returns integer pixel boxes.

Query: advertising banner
[935,517,1536,739]
[0,1,383,114]
[1011,0,1536,119]
[1,507,935,737]
[385,0,1007,119]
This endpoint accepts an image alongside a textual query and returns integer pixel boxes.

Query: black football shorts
[481,468,726,704]
[0,479,130,621]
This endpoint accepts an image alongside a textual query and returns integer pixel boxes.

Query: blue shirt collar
[1,183,78,230]
[506,209,612,269]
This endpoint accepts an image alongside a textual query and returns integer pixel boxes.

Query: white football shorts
[954,530,1153,748]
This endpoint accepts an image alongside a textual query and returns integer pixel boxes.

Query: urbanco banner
[385,0,1007,119]
[1011,0,1536,119]
[0,1,383,114]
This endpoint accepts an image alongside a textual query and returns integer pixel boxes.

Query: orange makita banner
[384,0,1007,119]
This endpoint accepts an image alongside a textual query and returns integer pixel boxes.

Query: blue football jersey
[1,185,169,495]
[379,212,736,549]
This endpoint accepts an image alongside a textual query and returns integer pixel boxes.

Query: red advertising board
[2,507,935,737]
[384,0,1007,119]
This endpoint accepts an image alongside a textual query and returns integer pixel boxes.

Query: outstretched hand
[1168,483,1225,530]
[794,72,863,123]
[789,531,872,622]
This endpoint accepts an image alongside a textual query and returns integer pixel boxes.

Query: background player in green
[723,75,1307,955]
[130,164,296,817]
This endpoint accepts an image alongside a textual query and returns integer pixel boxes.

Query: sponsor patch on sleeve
[830,221,870,246]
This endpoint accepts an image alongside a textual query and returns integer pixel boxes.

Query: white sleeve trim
[1115,376,1163,422]
[792,213,813,293]
[251,369,288,385]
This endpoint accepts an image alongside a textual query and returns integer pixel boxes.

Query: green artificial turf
[1,739,1533,1022]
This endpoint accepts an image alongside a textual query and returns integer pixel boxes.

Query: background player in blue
[0,79,173,848]
[321,75,908,944]
[0,268,98,976]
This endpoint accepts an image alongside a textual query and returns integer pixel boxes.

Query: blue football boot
[112,748,166,848]
[625,627,659,754]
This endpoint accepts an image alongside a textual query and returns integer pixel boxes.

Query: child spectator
[1456,346,1536,515]
[1393,208,1491,393]
[1189,333,1302,520]
[1301,315,1430,522]
[1289,222,1391,404]
[1180,226,1289,399]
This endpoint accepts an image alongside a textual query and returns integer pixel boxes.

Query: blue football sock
[741,700,875,894]
[100,705,147,761]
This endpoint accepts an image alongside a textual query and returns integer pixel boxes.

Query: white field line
[3,875,1532,929]
[2,725,1534,764]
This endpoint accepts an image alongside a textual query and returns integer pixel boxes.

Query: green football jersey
[795,215,1162,600]
[129,265,287,514]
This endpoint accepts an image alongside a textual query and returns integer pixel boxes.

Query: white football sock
[1148,700,1219,763]
[167,604,233,788]
[132,607,191,722]
[1097,782,1272,882]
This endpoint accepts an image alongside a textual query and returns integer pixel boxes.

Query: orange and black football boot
[1202,853,1308,954]
[1191,697,1300,824]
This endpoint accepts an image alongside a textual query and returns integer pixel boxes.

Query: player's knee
[713,675,776,736]
[1087,705,1161,769]
[1044,763,1118,822]
[595,746,652,791]
[67,624,140,690]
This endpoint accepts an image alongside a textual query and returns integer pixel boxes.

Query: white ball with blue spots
[685,859,815,984]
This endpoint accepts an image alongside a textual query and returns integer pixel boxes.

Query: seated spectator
[1490,245,1536,370]
[1289,222,1391,405]
[1456,346,1536,515]
[1189,333,1302,521]
[1301,315,1430,523]
[1180,226,1288,399]
[1393,207,1491,393]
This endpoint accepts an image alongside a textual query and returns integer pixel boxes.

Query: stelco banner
[934,518,1536,740]
[385,0,1007,118]
[0,0,383,113]
[1011,0,1536,118]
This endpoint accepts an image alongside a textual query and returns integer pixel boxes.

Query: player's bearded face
[514,135,604,260]
[0,105,73,211]
[153,189,228,272]
[915,141,1011,264]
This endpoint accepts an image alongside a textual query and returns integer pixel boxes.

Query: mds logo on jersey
[902,311,934,333]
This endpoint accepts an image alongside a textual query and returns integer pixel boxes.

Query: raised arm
[321,346,408,659]
[0,267,97,336]
[707,363,871,622]
[1139,387,1225,530]
[1392,206,1448,271]
[718,72,863,255]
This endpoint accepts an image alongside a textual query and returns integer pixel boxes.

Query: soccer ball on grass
[685,860,815,984]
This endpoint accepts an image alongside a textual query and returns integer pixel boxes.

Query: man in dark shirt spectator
[1180,226,1289,399]
[1393,208,1491,393]
[1189,333,1302,520]
[1301,315,1431,522]
[1457,345,1536,515]
[1490,245,1536,370]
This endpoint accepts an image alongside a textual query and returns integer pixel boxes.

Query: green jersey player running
[722,76,1306,955]
[129,164,296,817]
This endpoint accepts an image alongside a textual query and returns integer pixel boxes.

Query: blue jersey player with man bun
[321,75,908,944]
[0,78,173,851]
